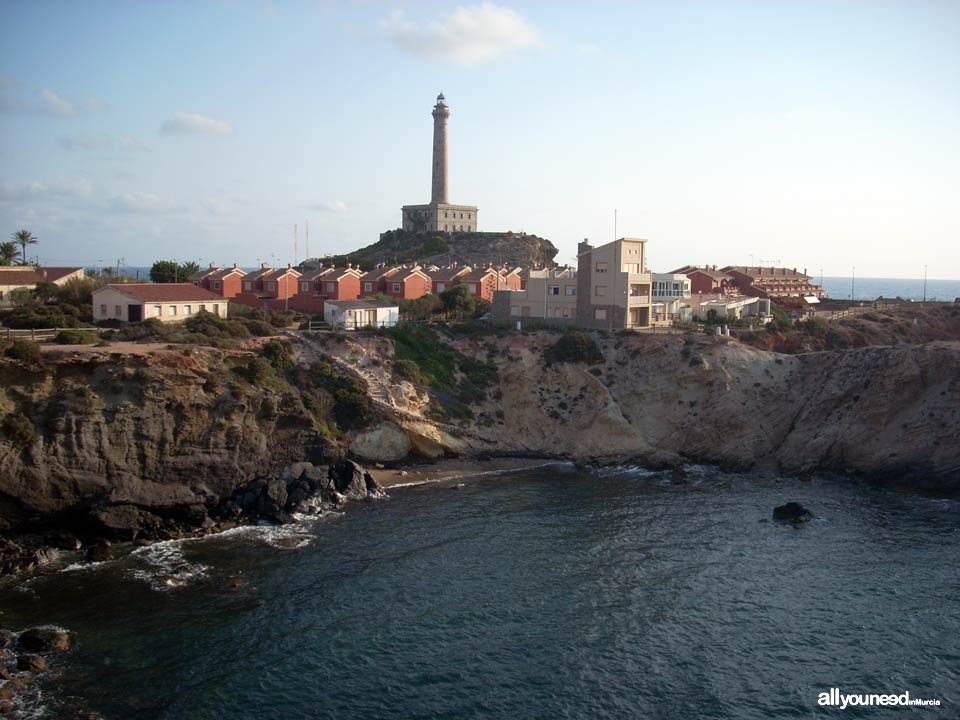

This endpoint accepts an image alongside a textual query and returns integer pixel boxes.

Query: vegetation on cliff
[314,228,558,270]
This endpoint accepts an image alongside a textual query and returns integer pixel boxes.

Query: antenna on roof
[294,224,298,265]
[305,219,309,261]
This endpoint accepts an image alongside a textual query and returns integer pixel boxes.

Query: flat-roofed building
[576,237,653,330]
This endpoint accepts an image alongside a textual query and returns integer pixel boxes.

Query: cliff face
[2,331,958,542]
[0,346,331,533]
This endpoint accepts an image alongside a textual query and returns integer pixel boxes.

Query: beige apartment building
[492,237,653,330]
[576,238,653,329]
[500,268,578,322]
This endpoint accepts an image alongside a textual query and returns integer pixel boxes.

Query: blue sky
[1,0,957,279]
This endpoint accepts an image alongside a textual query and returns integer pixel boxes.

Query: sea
[818,276,959,302]
[1,465,957,719]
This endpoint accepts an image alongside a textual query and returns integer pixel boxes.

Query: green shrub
[235,357,276,385]
[3,339,42,364]
[55,329,97,345]
[261,339,293,369]
[2,412,35,447]
[393,358,423,384]
[544,331,604,365]
[244,319,276,337]
[309,358,374,431]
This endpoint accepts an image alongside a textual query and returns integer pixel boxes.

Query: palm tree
[12,229,37,266]
[0,241,19,266]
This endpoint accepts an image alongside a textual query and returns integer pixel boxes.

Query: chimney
[261,262,268,269]
[287,263,291,269]
[209,262,215,269]
[233,262,237,268]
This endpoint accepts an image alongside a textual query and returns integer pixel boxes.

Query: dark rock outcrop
[17,627,71,654]
[772,502,814,524]
[16,654,46,673]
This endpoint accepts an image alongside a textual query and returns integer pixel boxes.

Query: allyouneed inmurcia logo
[818,688,941,709]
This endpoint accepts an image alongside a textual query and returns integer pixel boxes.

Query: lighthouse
[401,93,479,234]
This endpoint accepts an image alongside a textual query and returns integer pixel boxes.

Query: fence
[2,327,108,342]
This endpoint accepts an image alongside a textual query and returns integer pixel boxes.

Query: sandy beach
[368,457,571,489]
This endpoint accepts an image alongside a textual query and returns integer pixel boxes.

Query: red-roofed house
[0,266,85,307]
[459,266,508,302]
[92,284,228,323]
[190,263,245,298]
[383,266,432,300]
[670,265,740,296]
[428,265,471,295]
[359,265,399,297]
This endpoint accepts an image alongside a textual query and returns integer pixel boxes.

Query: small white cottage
[323,299,399,330]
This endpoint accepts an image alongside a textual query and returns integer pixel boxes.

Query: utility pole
[923,264,927,303]
[851,266,855,301]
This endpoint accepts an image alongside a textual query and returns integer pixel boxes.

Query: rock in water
[17,627,71,653]
[17,654,46,672]
[772,502,814,524]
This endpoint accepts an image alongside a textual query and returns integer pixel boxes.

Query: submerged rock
[772,502,814,524]
[18,626,71,653]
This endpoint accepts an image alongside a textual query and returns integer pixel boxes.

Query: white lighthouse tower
[402,93,479,234]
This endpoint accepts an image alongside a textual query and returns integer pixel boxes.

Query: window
[214,281,221,290]
[301,282,310,292]
[595,285,607,297]
[185,305,192,315]
[445,211,448,218]
[520,306,530,317]
[154,305,162,317]
[392,282,401,293]
[268,282,276,291]
[244,281,252,291]
[200,304,206,312]
[548,285,559,295]
[565,286,576,296]
[468,213,471,219]
[327,282,335,292]
[596,262,608,273]
[169,305,177,316]
[595,309,607,320]
[467,285,477,295]
[99,304,107,316]
[364,282,372,292]
[213,304,220,315]
[437,282,446,292]
[460,212,463,219]
[114,305,121,317]
[444,224,448,231]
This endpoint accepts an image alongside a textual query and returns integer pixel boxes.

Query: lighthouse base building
[401,203,478,233]
[401,93,478,234]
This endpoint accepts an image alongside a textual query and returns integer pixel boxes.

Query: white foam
[129,538,209,592]
[61,561,108,573]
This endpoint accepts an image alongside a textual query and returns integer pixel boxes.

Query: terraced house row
[186,261,524,312]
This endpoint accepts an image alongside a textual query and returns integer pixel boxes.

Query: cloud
[107,191,171,214]
[383,2,542,66]
[39,88,79,117]
[306,199,347,213]
[0,178,94,202]
[161,112,233,136]
[118,136,150,152]
[59,134,113,151]
[84,97,109,112]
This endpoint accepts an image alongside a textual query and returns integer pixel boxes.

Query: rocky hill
[315,229,558,270]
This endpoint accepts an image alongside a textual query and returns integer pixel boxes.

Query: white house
[92,283,228,323]
[683,294,772,323]
[0,266,85,307]
[324,299,399,330]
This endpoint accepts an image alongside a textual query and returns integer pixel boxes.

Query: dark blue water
[2,466,958,719]
[820,276,960,302]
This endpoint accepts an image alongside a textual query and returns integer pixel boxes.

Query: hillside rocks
[773,502,814,524]
[349,422,411,462]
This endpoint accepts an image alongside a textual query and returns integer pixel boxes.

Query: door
[128,304,142,322]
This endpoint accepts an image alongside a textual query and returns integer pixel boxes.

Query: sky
[1,0,958,279]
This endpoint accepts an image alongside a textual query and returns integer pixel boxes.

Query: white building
[683,294,772,323]
[92,284,228,323]
[0,266,84,307]
[324,300,399,330]
[652,273,692,324]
